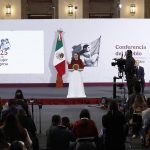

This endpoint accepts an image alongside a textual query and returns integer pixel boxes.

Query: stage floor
[0,86,150,99]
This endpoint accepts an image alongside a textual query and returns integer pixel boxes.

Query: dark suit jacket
[125,56,136,77]
[136,66,145,82]
[102,111,126,150]
[46,125,75,150]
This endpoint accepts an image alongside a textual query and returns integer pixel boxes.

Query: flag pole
[55,29,65,88]
[56,73,63,88]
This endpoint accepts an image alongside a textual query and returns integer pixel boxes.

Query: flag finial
[57,28,63,33]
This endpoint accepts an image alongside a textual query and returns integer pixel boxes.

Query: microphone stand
[113,76,121,99]
[0,98,2,122]
[38,103,42,134]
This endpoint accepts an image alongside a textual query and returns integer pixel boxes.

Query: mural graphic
[72,36,101,67]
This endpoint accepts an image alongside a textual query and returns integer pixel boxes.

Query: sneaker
[132,134,136,138]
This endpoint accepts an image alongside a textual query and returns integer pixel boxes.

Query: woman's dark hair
[15,89,24,99]
[134,95,145,104]
[72,52,80,60]
[80,109,90,119]
[3,114,26,143]
[20,101,30,117]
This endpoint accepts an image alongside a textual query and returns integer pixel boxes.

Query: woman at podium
[67,53,86,98]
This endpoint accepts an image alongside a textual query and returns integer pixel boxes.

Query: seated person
[141,99,150,143]
[73,109,98,149]
[131,95,147,138]
[102,101,126,150]
[2,99,18,122]
[14,89,31,117]
[1,114,32,149]
[46,115,75,150]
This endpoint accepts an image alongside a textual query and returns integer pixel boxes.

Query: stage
[0,85,150,105]
[0,85,150,135]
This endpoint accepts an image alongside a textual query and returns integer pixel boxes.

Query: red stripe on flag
[55,60,66,76]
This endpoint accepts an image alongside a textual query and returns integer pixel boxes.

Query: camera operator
[125,50,136,95]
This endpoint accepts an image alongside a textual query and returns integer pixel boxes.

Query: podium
[67,69,86,98]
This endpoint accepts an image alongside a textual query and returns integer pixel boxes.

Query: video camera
[111,57,126,78]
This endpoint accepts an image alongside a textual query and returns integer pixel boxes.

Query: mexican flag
[53,31,66,87]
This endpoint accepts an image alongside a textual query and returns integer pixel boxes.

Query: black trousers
[126,76,135,95]
[140,80,145,94]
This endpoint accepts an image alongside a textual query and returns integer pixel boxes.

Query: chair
[76,137,97,150]
[76,137,95,143]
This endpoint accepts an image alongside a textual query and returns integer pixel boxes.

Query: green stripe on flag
[56,37,63,51]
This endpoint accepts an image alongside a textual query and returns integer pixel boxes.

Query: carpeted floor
[29,104,150,150]
[1,85,150,150]
[0,86,149,99]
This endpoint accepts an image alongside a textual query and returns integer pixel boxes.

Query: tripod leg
[113,77,117,99]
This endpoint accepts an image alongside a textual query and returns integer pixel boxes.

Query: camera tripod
[113,76,126,100]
